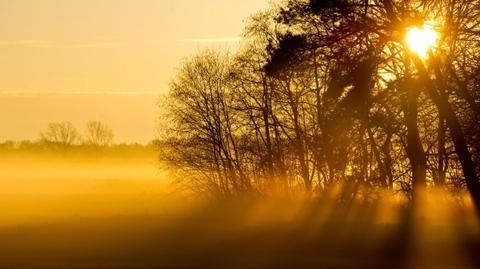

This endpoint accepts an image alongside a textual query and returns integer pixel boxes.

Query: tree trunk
[262,76,274,180]
[403,80,427,200]
[412,56,480,212]
[436,115,446,186]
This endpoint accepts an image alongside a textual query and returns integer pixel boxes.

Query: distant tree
[0,140,15,151]
[41,121,80,148]
[84,121,114,147]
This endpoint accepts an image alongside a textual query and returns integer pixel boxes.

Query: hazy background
[0,0,268,143]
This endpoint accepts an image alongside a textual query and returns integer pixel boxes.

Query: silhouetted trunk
[403,80,427,199]
[271,113,288,184]
[313,49,324,189]
[383,132,394,189]
[412,56,480,212]
[287,83,311,191]
[436,115,447,186]
[448,64,480,115]
[262,76,274,180]
[367,128,389,187]
[430,89,480,209]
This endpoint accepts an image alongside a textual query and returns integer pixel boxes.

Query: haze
[0,0,267,143]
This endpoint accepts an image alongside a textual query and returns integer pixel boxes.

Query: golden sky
[0,0,267,143]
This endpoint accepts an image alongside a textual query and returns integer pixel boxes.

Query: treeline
[0,120,157,154]
[40,121,114,148]
[0,139,156,154]
[160,0,480,204]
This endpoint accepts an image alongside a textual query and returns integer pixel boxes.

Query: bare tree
[159,0,480,203]
[85,121,114,147]
[41,121,80,148]
[160,50,250,196]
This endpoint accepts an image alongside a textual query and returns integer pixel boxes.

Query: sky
[0,0,268,143]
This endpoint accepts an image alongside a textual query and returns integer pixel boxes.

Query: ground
[0,151,479,269]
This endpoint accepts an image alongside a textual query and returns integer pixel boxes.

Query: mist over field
[0,148,479,269]
[3,0,480,268]
[0,148,175,226]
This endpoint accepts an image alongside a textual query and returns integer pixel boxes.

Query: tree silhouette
[160,0,480,206]
[85,121,114,147]
[41,121,80,149]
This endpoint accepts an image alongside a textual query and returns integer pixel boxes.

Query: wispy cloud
[0,40,56,48]
[0,37,242,49]
[0,90,161,96]
[0,40,119,49]
[172,37,242,43]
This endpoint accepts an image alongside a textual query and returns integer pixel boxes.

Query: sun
[406,23,439,59]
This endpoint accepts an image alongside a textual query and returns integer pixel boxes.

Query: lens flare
[406,23,438,58]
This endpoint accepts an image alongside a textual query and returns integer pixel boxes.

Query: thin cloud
[0,90,160,96]
[0,40,55,48]
[0,40,118,49]
[172,37,241,43]
[0,37,242,48]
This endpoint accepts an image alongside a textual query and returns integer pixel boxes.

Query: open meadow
[0,150,480,269]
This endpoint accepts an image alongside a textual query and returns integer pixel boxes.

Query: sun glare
[406,23,438,59]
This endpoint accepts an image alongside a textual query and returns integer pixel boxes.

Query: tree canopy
[160,0,480,209]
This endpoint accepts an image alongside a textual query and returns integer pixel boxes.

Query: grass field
[1,151,480,269]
